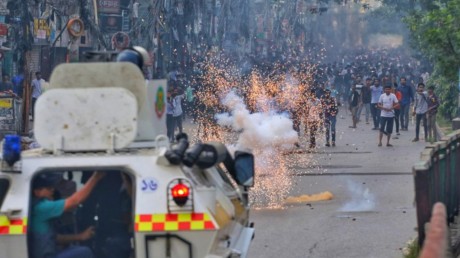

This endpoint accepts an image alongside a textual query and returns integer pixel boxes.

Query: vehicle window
[0,178,9,208]
[28,170,134,258]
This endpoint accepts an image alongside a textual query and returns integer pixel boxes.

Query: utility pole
[20,0,32,134]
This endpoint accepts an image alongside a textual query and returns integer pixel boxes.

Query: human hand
[79,226,95,241]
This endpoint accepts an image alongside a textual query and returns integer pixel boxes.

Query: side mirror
[234,151,255,187]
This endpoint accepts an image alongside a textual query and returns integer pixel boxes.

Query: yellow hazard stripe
[135,213,217,232]
[0,216,27,235]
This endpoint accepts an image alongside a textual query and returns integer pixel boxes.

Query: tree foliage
[402,0,460,118]
[427,67,459,119]
[378,0,449,12]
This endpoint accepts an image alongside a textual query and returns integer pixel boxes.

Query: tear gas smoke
[217,90,298,208]
[339,180,375,212]
[217,91,298,151]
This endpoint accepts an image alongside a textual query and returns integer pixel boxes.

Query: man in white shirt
[172,88,185,135]
[377,84,399,147]
[31,71,44,121]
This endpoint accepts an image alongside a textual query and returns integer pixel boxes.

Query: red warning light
[171,183,189,206]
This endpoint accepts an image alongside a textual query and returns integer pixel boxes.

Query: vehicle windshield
[28,169,134,258]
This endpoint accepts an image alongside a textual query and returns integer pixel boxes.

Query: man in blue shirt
[12,71,24,98]
[30,172,104,258]
[397,77,414,131]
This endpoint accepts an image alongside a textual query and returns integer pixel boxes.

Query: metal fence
[414,130,460,254]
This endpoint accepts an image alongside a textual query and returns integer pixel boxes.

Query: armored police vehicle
[0,48,255,258]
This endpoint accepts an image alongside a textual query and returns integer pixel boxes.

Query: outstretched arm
[64,172,104,212]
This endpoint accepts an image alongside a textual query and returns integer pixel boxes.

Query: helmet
[116,46,149,69]
[133,46,150,65]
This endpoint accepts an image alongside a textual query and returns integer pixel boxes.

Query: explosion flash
[190,53,327,208]
[217,91,297,208]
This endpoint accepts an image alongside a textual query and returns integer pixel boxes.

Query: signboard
[0,98,12,108]
[0,97,15,132]
[33,19,50,38]
[99,14,122,33]
[98,0,121,14]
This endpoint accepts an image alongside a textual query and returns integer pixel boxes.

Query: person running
[412,82,428,142]
[378,84,399,147]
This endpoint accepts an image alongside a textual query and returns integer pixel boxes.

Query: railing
[414,130,460,255]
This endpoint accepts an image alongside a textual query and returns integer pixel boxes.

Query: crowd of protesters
[0,46,439,151]
[331,49,438,146]
[165,47,440,148]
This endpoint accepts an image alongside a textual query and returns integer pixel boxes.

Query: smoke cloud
[216,90,298,150]
[216,90,299,208]
[339,180,376,212]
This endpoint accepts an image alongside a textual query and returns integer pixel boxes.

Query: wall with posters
[33,18,51,45]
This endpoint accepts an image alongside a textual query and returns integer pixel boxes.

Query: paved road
[183,107,427,258]
[244,108,428,258]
